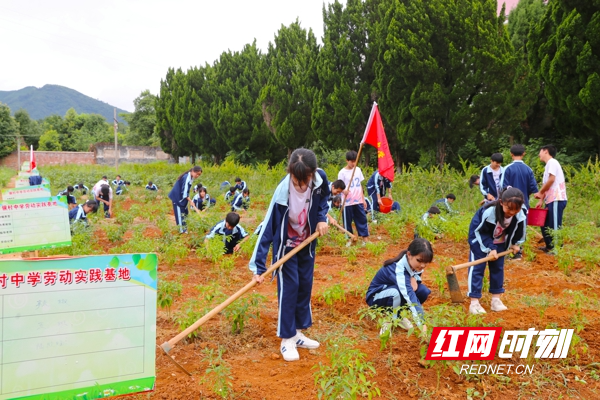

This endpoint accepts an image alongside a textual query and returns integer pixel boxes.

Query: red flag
[28,145,36,172]
[361,103,394,182]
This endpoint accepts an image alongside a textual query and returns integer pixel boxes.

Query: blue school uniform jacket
[146,184,158,191]
[206,220,249,253]
[69,204,87,223]
[468,205,526,254]
[168,172,193,207]
[499,160,538,208]
[249,169,330,276]
[366,171,392,197]
[112,179,124,186]
[365,254,424,325]
[479,165,504,199]
[433,198,455,214]
[235,181,247,192]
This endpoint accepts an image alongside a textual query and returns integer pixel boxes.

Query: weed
[173,298,206,339]
[201,347,233,399]
[313,336,380,400]
[222,293,266,334]
[520,294,557,320]
[157,280,182,318]
[365,241,386,258]
[342,245,359,264]
[321,284,346,307]
[430,264,447,297]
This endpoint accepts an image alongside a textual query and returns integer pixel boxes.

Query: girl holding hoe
[249,148,330,362]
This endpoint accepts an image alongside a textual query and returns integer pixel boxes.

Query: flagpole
[339,103,378,226]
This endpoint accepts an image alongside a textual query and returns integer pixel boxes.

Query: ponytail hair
[484,187,524,228]
[383,238,434,266]
[177,165,202,181]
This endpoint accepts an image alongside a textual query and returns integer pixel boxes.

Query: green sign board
[2,185,52,201]
[0,196,71,254]
[0,254,157,399]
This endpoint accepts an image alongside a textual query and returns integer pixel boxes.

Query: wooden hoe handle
[445,249,514,275]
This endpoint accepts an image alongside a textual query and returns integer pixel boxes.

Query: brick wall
[93,143,174,165]
[0,145,175,170]
[0,150,95,170]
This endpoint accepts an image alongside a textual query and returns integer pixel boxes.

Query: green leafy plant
[313,336,380,400]
[201,347,233,399]
[222,293,266,334]
[365,241,386,258]
[321,284,346,307]
[157,280,182,318]
[173,299,206,339]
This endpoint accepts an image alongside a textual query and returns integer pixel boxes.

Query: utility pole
[16,137,20,172]
[114,108,118,173]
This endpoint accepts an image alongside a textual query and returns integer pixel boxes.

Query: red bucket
[527,207,548,227]
[379,198,393,214]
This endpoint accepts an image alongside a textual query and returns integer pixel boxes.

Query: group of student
[224,178,251,213]
[67,175,162,225]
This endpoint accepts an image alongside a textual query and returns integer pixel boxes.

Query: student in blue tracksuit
[366,171,394,211]
[73,183,89,196]
[205,212,249,254]
[500,144,538,208]
[366,238,432,337]
[224,186,237,203]
[479,153,504,202]
[168,166,202,234]
[193,186,212,211]
[146,181,159,191]
[250,148,329,362]
[432,194,456,214]
[467,187,525,315]
[231,188,250,212]
[234,177,247,192]
[112,175,125,195]
[58,186,77,210]
[69,200,98,226]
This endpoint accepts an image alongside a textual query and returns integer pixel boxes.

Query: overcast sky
[0,0,518,113]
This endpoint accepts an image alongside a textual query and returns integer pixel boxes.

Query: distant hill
[0,84,129,123]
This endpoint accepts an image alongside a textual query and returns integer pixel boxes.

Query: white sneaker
[295,330,320,349]
[398,317,414,330]
[469,303,487,315]
[491,299,508,312]
[280,337,299,361]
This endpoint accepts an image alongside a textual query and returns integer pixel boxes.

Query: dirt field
[95,204,600,400]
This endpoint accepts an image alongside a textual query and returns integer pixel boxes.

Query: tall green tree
[0,103,17,157]
[210,41,281,163]
[122,90,158,146]
[312,0,374,150]
[14,109,43,149]
[375,0,523,167]
[507,0,554,143]
[529,0,600,156]
[187,65,228,163]
[156,68,199,161]
[260,20,319,153]
[38,129,62,151]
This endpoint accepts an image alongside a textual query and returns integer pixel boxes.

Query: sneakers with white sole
[398,317,414,330]
[280,337,299,361]
[491,299,508,312]
[469,303,487,315]
[295,330,320,349]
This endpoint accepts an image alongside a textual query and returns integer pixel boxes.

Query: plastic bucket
[379,198,393,214]
[527,207,548,227]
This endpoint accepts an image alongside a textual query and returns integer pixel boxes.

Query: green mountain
[0,84,129,123]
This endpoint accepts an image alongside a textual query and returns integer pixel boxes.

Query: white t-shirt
[338,167,364,205]
[287,179,311,247]
[543,158,567,203]
[92,179,113,200]
[492,168,501,195]
[493,217,513,244]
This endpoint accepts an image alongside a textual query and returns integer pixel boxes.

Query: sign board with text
[0,196,71,254]
[2,185,52,201]
[0,254,157,399]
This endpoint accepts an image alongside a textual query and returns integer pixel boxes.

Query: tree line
[149,0,599,168]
